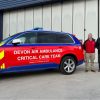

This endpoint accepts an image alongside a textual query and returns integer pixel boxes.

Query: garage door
[3,0,98,61]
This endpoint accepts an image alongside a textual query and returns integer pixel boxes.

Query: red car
[0,28,84,75]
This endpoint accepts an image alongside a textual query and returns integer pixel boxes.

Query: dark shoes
[98,69,100,72]
[85,70,96,72]
[91,70,96,72]
[85,70,88,72]
[85,69,100,72]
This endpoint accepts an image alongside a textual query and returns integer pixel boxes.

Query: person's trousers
[85,53,95,70]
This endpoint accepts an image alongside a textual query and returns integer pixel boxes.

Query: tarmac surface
[0,63,100,100]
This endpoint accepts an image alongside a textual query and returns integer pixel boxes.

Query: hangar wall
[3,0,98,61]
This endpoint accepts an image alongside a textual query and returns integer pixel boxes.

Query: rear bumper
[77,59,84,66]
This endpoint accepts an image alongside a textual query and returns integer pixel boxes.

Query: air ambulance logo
[0,50,5,69]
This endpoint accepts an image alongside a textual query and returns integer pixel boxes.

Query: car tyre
[60,56,76,75]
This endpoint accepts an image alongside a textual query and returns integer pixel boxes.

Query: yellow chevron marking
[1,63,5,69]
[0,42,3,46]
[0,50,4,60]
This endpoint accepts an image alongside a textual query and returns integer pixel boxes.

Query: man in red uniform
[83,33,96,72]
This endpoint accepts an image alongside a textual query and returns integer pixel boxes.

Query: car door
[4,32,38,69]
[36,32,63,65]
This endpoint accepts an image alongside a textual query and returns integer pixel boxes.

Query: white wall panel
[17,9,25,33]
[25,8,33,30]
[34,7,42,28]
[99,0,100,37]
[62,1,72,33]
[43,5,51,30]
[9,11,17,35]
[73,1,85,41]
[85,0,98,39]
[3,12,10,39]
[52,3,61,31]
[85,0,98,62]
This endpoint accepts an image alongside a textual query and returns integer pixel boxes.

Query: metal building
[0,0,99,61]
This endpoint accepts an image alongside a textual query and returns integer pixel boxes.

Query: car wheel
[60,56,76,75]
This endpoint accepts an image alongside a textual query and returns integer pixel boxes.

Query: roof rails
[33,27,43,30]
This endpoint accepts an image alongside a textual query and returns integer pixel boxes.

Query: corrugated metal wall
[3,0,98,61]
[3,0,98,38]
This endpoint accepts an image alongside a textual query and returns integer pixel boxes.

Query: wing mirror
[12,39,21,45]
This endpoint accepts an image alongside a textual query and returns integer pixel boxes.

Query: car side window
[8,32,37,44]
[37,32,56,43]
[37,32,74,44]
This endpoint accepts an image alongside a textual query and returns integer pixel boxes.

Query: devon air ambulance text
[14,49,63,61]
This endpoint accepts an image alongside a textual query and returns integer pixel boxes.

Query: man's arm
[95,38,99,49]
[83,40,87,50]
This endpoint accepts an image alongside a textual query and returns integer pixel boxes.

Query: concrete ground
[0,63,100,100]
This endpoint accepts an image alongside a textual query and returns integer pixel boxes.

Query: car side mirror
[12,39,21,45]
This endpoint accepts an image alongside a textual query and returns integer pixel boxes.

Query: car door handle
[59,46,62,48]
[31,47,35,49]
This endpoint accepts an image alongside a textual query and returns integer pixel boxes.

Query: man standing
[96,37,100,72]
[83,33,96,72]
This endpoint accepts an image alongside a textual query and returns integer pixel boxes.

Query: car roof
[24,28,71,35]
[8,28,72,39]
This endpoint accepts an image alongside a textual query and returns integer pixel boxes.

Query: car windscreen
[0,35,14,45]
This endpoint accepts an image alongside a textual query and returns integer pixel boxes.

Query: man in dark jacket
[96,37,100,72]
[83,33,96,72]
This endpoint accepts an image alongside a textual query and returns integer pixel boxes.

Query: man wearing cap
[83,33,96,72]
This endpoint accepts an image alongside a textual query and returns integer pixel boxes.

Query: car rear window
[56,34,74,43]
